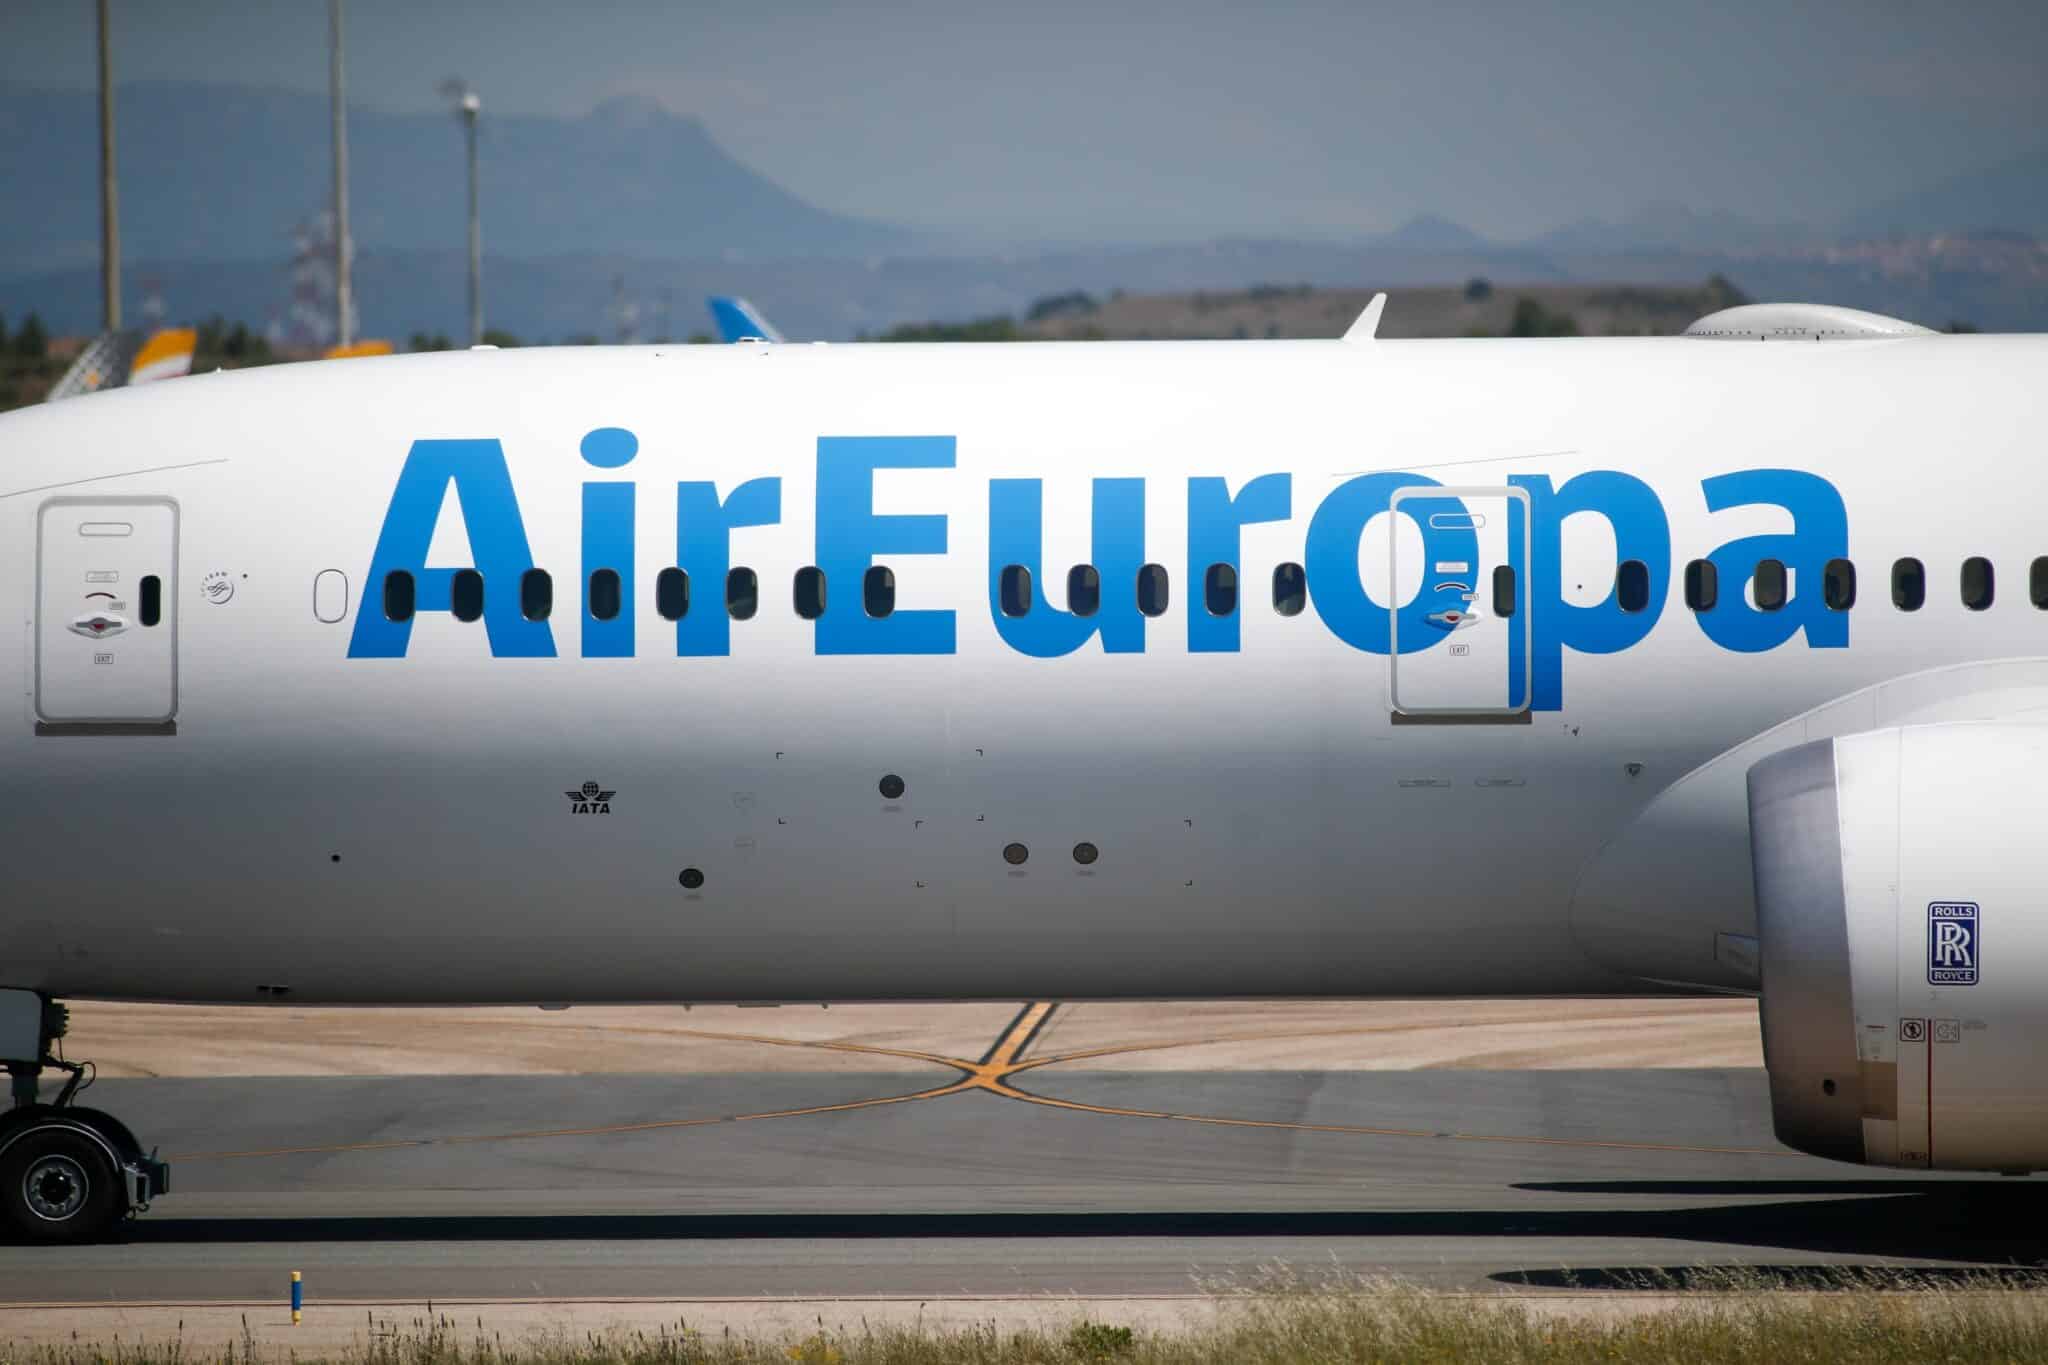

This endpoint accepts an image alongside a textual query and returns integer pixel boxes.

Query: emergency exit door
[1388,485,1529,718]
[36,497,179,727]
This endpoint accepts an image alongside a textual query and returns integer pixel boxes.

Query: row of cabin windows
[1669,556,2014,613]
[383,566,752,623]
[380,555,2043,624]
[996,563,1265,618]
[381,562,1320,623]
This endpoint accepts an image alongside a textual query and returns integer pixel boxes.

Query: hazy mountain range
[0,82,904,275]
[2,81,2044,338]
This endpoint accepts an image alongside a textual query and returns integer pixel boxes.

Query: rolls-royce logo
[566,780,615,815]
[1929,901,1978,985]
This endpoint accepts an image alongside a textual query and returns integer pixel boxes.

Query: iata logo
[565,780,615,815]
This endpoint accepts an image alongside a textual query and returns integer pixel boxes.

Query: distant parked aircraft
[708,295,785,343]
[325,340,395,360]
[44,328,196,401]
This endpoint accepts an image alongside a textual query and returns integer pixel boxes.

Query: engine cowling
[1749,724,2048,1171]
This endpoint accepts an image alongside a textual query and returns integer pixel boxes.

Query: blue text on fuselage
[346,430,1849,711]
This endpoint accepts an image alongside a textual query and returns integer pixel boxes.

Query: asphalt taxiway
[2,1003,2037,1305]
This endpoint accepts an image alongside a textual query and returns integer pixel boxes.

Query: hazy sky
[7,1,2045,241]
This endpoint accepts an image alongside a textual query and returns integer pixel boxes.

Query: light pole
[330,0,353,348]
[96,0,120,332]
[441,79,482,345]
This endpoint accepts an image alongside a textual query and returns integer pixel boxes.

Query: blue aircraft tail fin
[707,296,785,344]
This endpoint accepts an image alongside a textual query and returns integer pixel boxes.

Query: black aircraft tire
[0,1125,122,1244]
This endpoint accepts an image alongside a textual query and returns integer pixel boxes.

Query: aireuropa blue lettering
[348,429,1849,710]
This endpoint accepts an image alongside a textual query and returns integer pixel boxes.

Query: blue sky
[6,1,2044,241]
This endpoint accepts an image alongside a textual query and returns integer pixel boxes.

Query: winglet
[1342,292,1387,343]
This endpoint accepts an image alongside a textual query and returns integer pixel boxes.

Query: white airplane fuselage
[2,333,2042,1006]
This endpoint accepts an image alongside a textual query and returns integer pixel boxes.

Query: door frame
[1387,484,1531,721]
[34,494,181,731]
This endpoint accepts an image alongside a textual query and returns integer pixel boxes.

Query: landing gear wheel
[0,1125,121,1244]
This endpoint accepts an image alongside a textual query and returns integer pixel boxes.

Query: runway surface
[4,1003,2040,1302]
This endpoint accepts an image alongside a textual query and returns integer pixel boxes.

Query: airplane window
[1616,559,1650,613]
[864,565,896,618]
[1137,564,1170,617]
[2032,558,2048,610]
[383,569,415,622]
[1204,563,1238,616]
[1068,565,1101,617]
[727,567,758,620]
[520,568,553,621]
[1823,558,1856,611]
[1683,559,1718,612]
[588,568,622,621]
[1272,562,1306,616]
[999,564,1032,617]
[1891,558,1924,611]
[139,574,161,627]
[1962,556,1995,611]
[1754,559,1787,611]
[1491,565,1516,618]
[656,567,690,621]
[451,568,484,622]
[794,566,826,620]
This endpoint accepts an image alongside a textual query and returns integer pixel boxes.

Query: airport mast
[330,0,353,348]
[466,90,481,346]
[96,0,120,332]
[442,80,483,346]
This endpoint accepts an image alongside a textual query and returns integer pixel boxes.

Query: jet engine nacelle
[1749,724,2048,1171]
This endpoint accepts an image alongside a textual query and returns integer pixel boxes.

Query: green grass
[12,1271,2048,1365]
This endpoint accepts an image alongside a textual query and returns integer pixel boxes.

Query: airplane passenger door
[35,497,179,727]
[1388,485,1528,718]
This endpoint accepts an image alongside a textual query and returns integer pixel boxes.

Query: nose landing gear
[0,991,168,1244]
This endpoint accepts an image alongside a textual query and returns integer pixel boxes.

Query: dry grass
[10,1270,2048,1364]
